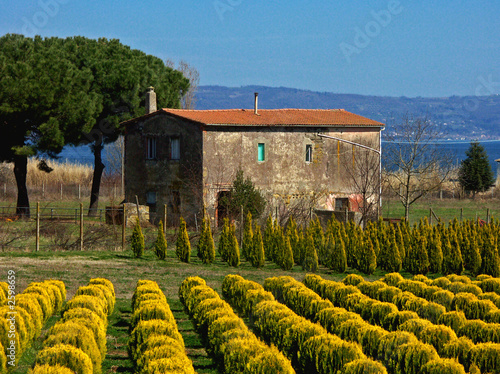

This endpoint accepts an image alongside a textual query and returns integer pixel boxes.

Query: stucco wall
[202,126,381,222]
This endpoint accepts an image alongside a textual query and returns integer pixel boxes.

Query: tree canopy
[458,141,494,197]
[0,34,190,216]
[221,169,267,220]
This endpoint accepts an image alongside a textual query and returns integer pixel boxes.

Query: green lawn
[382,197,499,224]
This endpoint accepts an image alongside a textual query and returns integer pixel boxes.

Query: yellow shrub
[343,274,365,286]
[89,284,115,315]
[207,316,247,357]
[23,288,53,322]
[75,286,108,315]
[16,294,44,337]
[421,358,466,374]
[301,333,365,374]
[178,276,206,305]
[0,316,21,363]
[377,331,418,368]
[137,344,187,372]
[44,321,101,374]
[44,280,67,303]
[132,284,163,311]
[131,303,176,328]
[398,318,433,339]
[395,342,439,374]
[88,278,115,299]
[222,337,265,373]
[0,306,31,351]
[129,320,184,361]
[469,342,500,373]
[442,336,474,371]
[41,282,64,314]
[381,272,404,287]
[245,345,296,374]
[420,324,458,355]
[343,358,388,374]
[63,295,107,326]
[135,335,184,365]
[184,286,219,315]
[0,285,6,307]
[30,364,75,374]
[35,343,93,374]
[132,293,167,312]
[139,357,195,374]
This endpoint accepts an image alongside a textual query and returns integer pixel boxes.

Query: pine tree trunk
[14,155,30,217]
[88,142,105,217]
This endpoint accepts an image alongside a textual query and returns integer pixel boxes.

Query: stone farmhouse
[122,88,385,226]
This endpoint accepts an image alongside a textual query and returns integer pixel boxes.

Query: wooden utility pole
[35,202,40,252]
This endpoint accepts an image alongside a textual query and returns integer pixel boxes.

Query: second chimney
[145,86,157,114]
[254,92,259,115]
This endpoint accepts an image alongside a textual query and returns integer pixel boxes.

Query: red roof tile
[160,108,384,127]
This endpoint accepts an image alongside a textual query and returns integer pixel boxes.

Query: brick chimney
[145,86,157,114]
[254,92,258,115]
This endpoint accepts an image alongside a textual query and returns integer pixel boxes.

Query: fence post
[487,208,490,224]
[60,183,63,200]
[78,184,81,200]
[80,203,84,251]
[122,204,126,251]
[36,202,40,252]
[429,208,432,225]
[460,208,463,222]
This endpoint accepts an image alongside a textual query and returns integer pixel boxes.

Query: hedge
[35,344,93,374]
[42,321,101,374]
[180,276,294,373]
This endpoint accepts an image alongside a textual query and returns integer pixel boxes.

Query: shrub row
[306,273,500,373]
[273,275,471,374]
[32,278,114,374]
[0,279,66,372]
[222,274,368,374]
[180,276,294,373]
[378,273,500,343]
[128,280,194,374]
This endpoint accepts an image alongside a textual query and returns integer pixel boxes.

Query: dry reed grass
[0,159,93,187]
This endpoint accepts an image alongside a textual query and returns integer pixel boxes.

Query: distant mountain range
[195,85,500,140]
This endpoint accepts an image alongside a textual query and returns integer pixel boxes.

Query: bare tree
[383,115,453,221]
[342,147,381,225]
[165,60,200,109]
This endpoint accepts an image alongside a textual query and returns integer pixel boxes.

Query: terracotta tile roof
[159,108,384,127]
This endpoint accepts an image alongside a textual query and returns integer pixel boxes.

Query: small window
[170,138,180,160]
[146,137,157,159]
[305,144,313,163]
[258,143,265,162]
[146,191,157,205]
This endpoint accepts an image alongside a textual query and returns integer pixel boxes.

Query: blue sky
[2,1,500,97]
